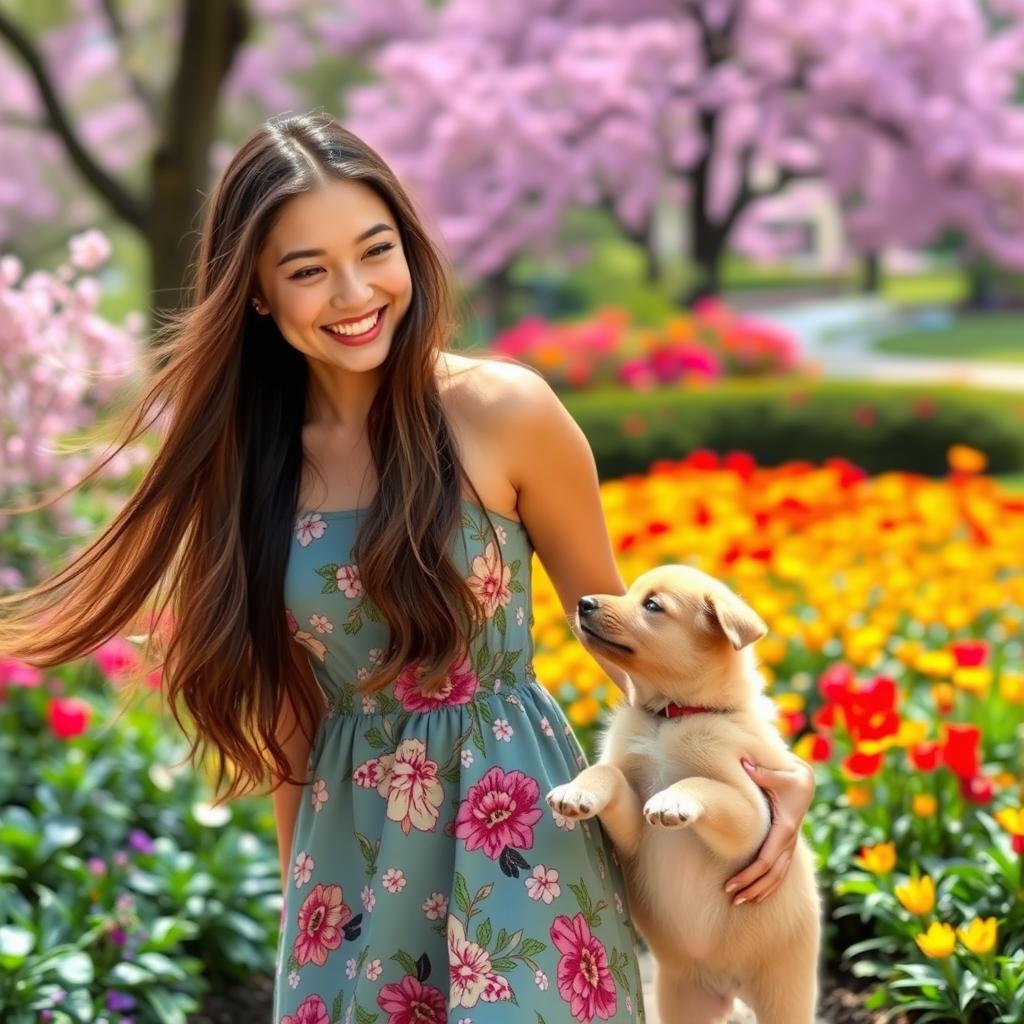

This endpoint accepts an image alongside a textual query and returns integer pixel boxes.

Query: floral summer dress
[274,499,647,1024]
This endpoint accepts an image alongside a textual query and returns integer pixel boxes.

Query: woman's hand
[723,757,816,906]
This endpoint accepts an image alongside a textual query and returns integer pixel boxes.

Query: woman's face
[253,177,413,370]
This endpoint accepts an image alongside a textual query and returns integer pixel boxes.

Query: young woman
[0,113,814,1022]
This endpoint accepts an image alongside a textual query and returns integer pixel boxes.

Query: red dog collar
[657,702,716,718]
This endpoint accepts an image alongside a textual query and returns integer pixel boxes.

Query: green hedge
[562,380,1024,478]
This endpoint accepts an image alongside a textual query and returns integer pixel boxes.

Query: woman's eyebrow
[276,223,394,267]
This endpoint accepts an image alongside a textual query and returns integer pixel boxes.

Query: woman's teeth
[324,308,382,336]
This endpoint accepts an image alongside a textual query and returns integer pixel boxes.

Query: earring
[251,298,263,314]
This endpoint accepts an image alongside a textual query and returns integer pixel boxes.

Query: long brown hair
[0,112,502,801]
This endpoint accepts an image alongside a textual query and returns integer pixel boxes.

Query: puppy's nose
[578,596,600,617]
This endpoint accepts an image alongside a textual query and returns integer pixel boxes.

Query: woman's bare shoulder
[436,350,547,418]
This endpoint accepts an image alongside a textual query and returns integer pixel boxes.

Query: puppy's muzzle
[577,597,635,654]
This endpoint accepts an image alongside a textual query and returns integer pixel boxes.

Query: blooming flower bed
[489,299,802,391]
[531,446,1024,1021]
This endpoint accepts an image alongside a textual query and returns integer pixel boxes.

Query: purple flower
[106,990,136,1012]
[108,927,127,947]
[127,829,155,855]
[87,857,107,876]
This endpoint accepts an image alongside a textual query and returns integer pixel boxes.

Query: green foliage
[561,380,1024,479]
[0,672,281,1022]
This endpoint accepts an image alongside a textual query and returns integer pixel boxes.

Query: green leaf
[391,950,419,977]
[141,917,199,952]
[494,606,507,634]
[494,928,511,953]
[519,937,546,957]
[490,957,517,971]
[52,951,93,986]
[39,819,83,860]
[108,961,153,985]
[364,728,387,749]
[143,988,190,1024]
[135,952,187,981]
[476,918,492,949]
[453,873,471,915]
[355,1001,379,1024]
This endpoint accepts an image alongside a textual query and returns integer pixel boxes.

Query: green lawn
[997,473,1024,492]
[875,313,1024,363]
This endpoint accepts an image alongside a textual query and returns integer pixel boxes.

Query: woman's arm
[271,643,324,894]
[495,367,630,693]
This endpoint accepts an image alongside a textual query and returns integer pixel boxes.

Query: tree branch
[98,0,160,119]
[0,8,147,229]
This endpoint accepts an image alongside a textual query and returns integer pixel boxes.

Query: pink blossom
[376,974,447,1024]
[465,543,511,619]
[385,739,444,835]
[279,994,330,1024]
[394,650,479,711]
[295,512,328,548]
[550,913,617,1022]
[454,765,542,859]
[335,564,362,598]
[447,915,493,1007]
[92,636,141,682]
[292,884,352,967]
[525,864,561,904]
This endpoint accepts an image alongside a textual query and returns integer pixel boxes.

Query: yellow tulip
[953,667,991,696]
[915,921,956,958]
[948,444,987,474]
[995,807,1024,837]
[957,917,997,955]
[912,794,937,818]
[916,650,957,677]
[895,875,935,916]
[568,696,600,728]
[1000,672,1024,704]
[855,842,896,874]
[846,785,872,808]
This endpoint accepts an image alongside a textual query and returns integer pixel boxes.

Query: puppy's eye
[643,597,663,612]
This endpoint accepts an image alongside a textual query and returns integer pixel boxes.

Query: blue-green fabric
[274,499,646,1024]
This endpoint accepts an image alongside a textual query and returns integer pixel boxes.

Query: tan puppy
[546,565,821,1024]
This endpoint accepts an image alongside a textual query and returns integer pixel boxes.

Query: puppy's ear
[703,591,767,650]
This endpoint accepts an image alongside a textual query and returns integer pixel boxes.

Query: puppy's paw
[547,782,604,820]
[643,789,702,828]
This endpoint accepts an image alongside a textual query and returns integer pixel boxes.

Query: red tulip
[48,697,92,739]
[819,663,855,703]
[843,751,884,778]
[941,724,981,779]
[960,774,994,804]
[950,641,989,668]
[805,734,832,762]
[909,741,942,772]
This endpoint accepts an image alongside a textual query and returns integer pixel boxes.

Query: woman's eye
[367,242,395,258]
[643,598,662,612]
[290,266,322,280]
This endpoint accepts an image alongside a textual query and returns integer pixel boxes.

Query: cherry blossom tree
[337,0,1024,300]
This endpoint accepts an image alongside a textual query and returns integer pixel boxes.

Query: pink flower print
[353,753,393,795]
[366,958,383,981]
[491,718,513,741]
[447,915,493,1008]
[516,606,525,625]
[335,564,362,598]
[362,885,375,913]
[280,993,330,1024]
[285,609,328,663]
[525,864,560,904]
[311,778,328,812]
[293,851,315,888]
[292,884,352,967]
[376,975,447,1024]
[460,748,474,768]
[540,717,555,738]
[382,868,406,893]
[386,738,444,835]
[496,524,507,546]
[465,542,511,619]
[481,973,513,1002]
[357,667,369,681]
[369,647,384,665]
[346,958,358,979]
[454,766,542,860]
[626,994,633,1015]
[309,614,333,634]
[361,692,377,713]
[535,969,549,990]
[295,513,328,548]
[394,651,480,712]
[422,891,448,920]
[550,913,617,1023]
[614,892,624,915]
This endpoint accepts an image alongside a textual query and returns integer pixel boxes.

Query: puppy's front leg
[644,777,766,862]
[547,764,644,859]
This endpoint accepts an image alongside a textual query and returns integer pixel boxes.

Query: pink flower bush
[489,304,801,391]
[454,765,543,859]
[292,883,352,967]
[48,696,92,739]
[376,975,447,1024]
[393,650,479,711]
[550,913,617,1023]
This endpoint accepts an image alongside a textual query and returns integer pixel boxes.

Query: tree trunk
[147,0,249,333]
[861,252,881,293]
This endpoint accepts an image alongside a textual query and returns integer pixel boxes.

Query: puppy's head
[576,565,768,712]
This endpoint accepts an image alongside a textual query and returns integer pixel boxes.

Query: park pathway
[743,296,1024,391]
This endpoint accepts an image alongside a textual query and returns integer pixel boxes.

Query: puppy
[546,565,820,1024]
